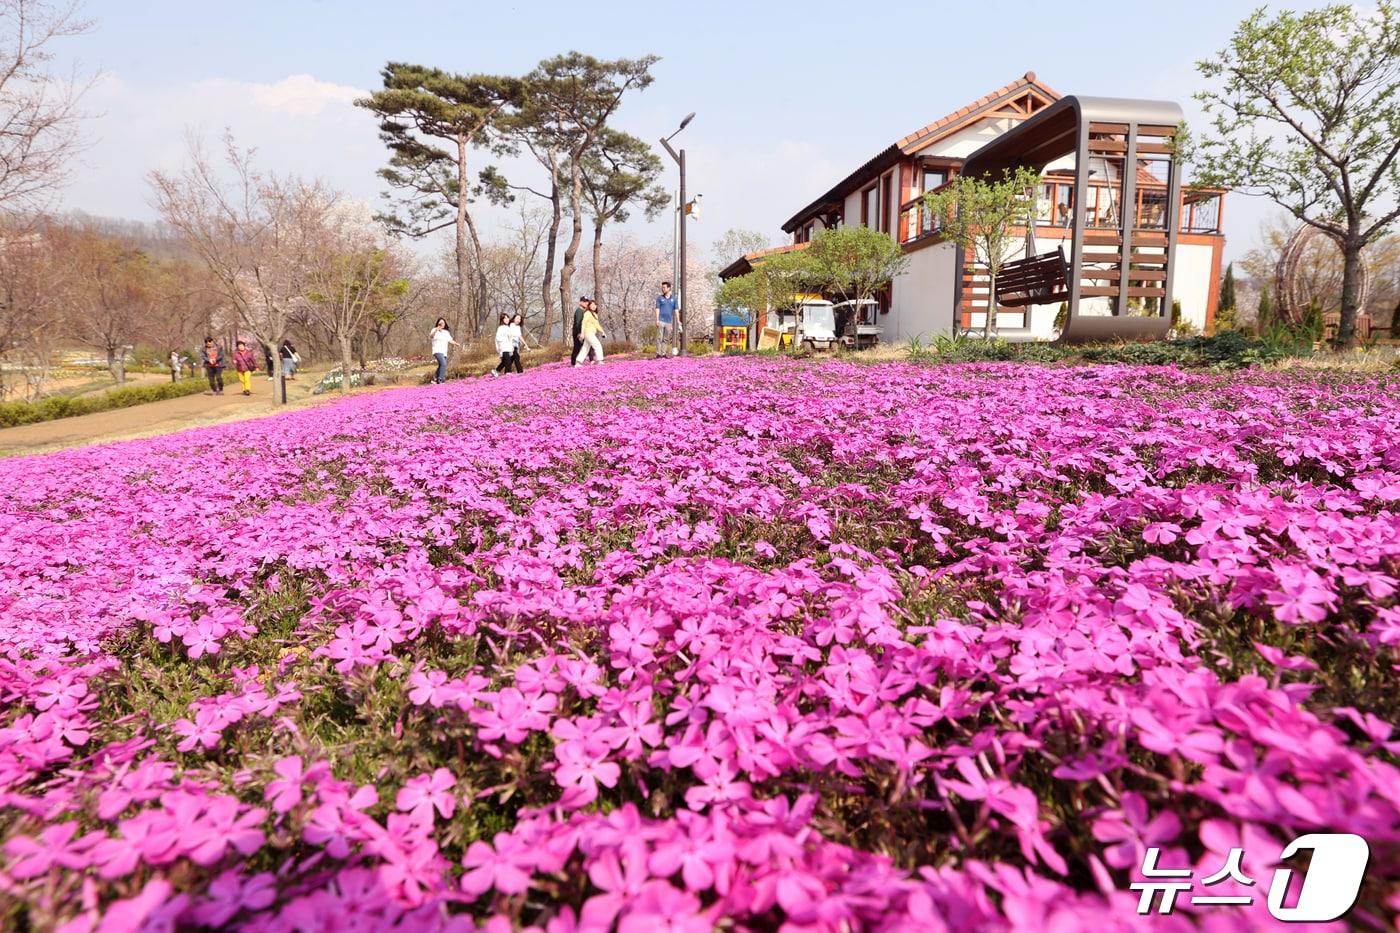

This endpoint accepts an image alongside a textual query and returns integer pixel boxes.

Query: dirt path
[0,370,429,458]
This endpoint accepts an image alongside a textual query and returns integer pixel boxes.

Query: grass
[0,377,211,428]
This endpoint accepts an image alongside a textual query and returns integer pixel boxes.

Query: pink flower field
[2,356,1399,931]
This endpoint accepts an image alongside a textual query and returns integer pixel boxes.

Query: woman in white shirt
[491,314,514,378]
[507,314,525,373]
[429,318,458,384]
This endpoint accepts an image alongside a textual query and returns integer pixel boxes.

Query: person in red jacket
[233,340,257,396]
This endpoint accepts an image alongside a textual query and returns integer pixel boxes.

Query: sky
[53,0,1318,266]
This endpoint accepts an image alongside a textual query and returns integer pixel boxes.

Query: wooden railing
[901,184,1224,246]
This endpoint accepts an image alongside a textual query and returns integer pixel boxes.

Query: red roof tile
[780,73,1061,232]
[895,72,1061,152]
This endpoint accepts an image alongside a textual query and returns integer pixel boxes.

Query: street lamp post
[660,112,695,357]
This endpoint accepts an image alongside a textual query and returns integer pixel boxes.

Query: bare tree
[149,258,223,371]
[149,134,337,404]
[50,224,155,384]
[481,203,549,341]
[588,235,669,342]
[0,216,63,398]
[0,0,91,214]
[306,206,410,395]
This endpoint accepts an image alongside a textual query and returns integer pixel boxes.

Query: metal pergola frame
[959,95,1185,343]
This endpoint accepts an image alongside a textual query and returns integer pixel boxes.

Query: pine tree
[357,64,523,336]
[1220,263,1236,313]
[1257,285,1275,333]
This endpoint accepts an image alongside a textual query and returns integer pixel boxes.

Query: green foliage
[355,64,524,237]
[577,128,668,228]
[923,166,1042,338]
[719,249,822,320]
[1194,2,1400,345]
[1219,262,1236,314]
[907,331,1305,370]
[1170,300,1199,338]
[1257,285,1277,331]
[0,378,209,429]
[804,226,910,305]
[710,229,771,282]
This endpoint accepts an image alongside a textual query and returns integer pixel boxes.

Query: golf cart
[834,299,883,349]
[791,299,838,352]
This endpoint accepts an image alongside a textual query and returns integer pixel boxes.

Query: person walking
[201,337,225,396]
[508,313,525,374]
[169,349,181,382]
[232,340,257,396]
[655,280,679,358]
[279,340,300,379]
[429,318,458,384]
[575,301,607,365]
[570,298,589,367]
[492,314,514,377]
[262,343,274,379]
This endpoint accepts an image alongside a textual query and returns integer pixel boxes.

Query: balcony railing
[900,180,1224,245]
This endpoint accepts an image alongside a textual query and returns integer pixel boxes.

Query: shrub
[0,378,210,428]
[907,331,1306,370]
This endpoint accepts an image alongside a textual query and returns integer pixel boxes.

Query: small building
[721,73,1225,342]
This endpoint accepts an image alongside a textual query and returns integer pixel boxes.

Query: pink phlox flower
[97,759,174,820]
[1091,791,1181,870]
[600,700,663,759]
[582,840,651,928]
[367,813,444,907]
[395,767,457,822]
[4,820,101,878]
[648,817,735,893]
[184,795,267,866]
[460,830,536,898]
[93,878,172,933]
[555,739,620,805]
[616,880,709,933]
[1265,564,1337,624]
[265,756,329,815]
[472,687,557,745]
[303,783,379,858]
[684,758,751,810]
[171,708,225,753]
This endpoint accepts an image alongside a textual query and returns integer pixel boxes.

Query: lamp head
[679,112,695,131]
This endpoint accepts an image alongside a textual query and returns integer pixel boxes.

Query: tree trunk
[985,269,998,339]
[268,321,286,406]
[106,344,123,385]
[591,220,605,310]
[355,333,367,371]
[539,164,562,342]
[558,164,586,326]
[454,135,470,337]
[463,209,490,337]
[339,335,353,397]
[1337,236,1363,349]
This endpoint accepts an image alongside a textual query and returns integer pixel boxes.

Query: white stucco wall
[890,243,957,343]
[1172,242,1214,332]
[891,232,1219,344]
[918,119,1020,159]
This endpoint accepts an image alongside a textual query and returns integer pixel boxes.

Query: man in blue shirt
[654,281,679,357]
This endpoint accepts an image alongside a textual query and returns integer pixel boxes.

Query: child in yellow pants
[233,340,257,396]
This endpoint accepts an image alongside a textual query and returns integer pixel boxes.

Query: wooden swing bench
[995,246,1069,307]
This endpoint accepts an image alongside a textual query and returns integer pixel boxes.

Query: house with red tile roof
[721,73,1225,343]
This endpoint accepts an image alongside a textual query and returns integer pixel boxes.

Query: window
[1036,183,1054,225]
[1056,184,1073,227]
[862,184,879,229]
[918,168,950,236]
